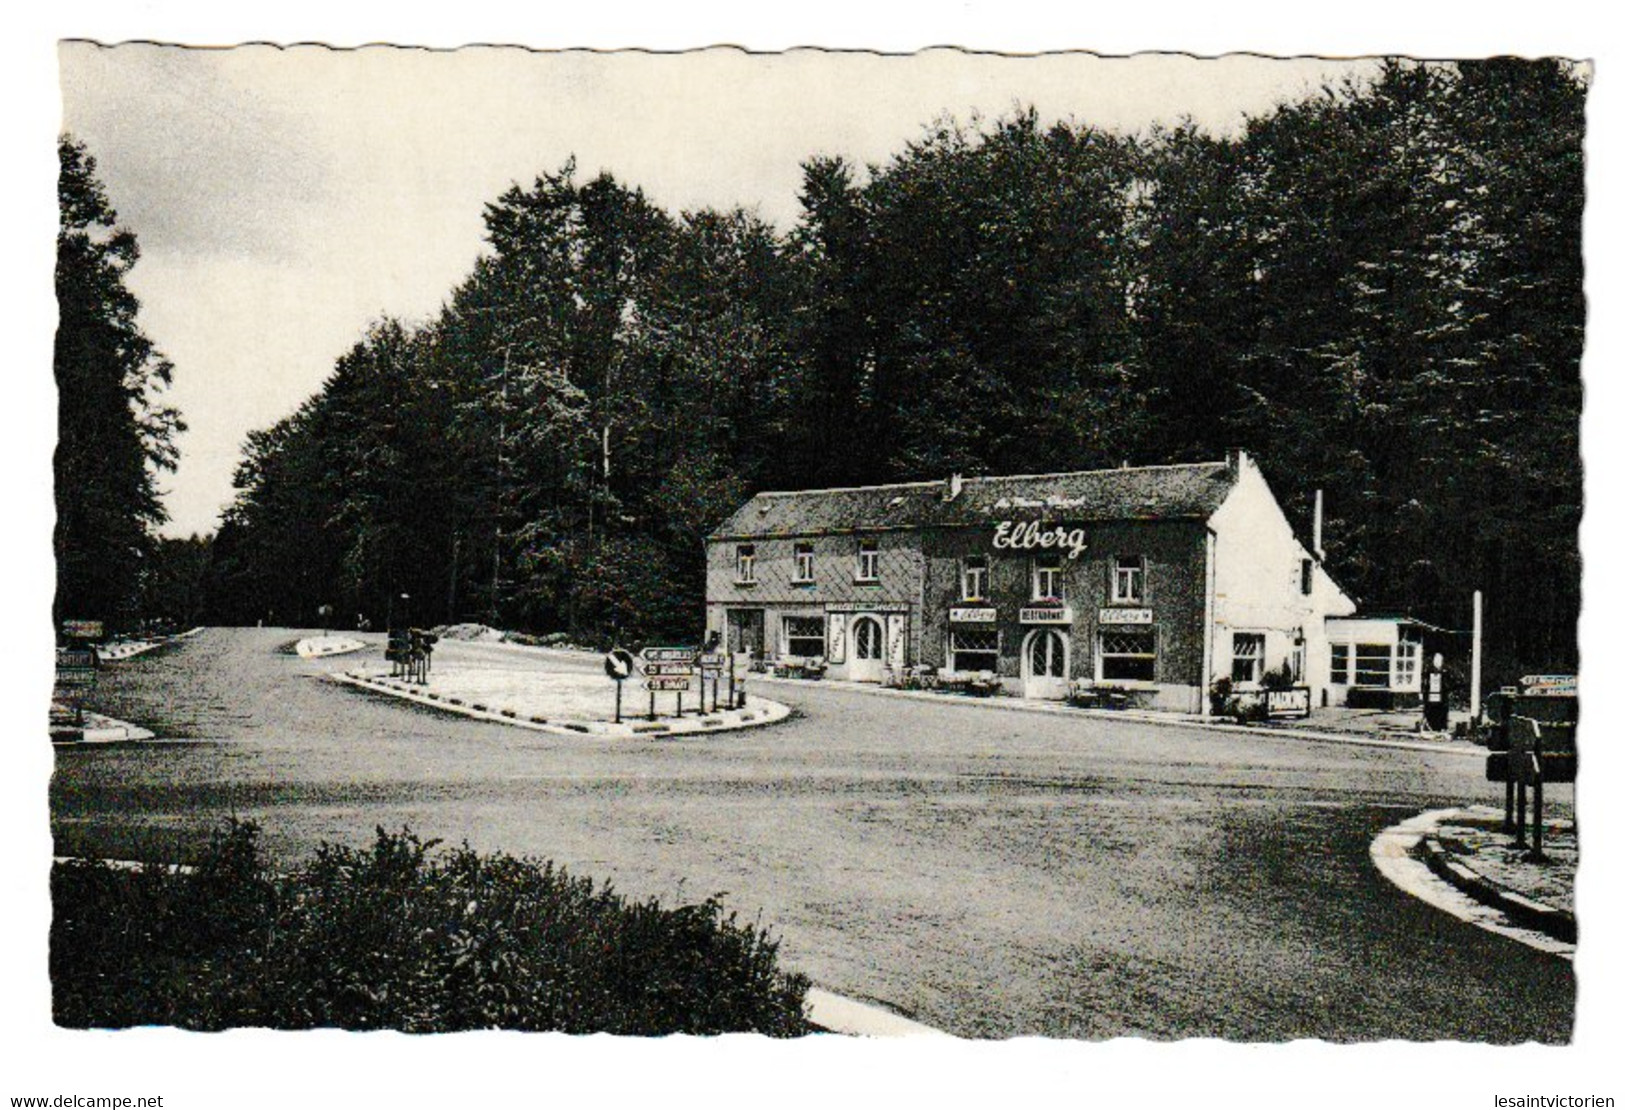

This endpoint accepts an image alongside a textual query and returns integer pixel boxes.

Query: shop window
[793,543,815,583]
[782,616,826,658]
[949,629,1000,674]
[855,539,879,582]
[1330,643,1351,684]
[1099,628,1155,682]
[1231,632,1265,685]
[1354,643,1391,688]
[1032,555,1065,602]
[962,555,989,601]
[735,544,756,584]
[1112,555,1145,604]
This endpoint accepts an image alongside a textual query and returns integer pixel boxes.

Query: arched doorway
[1022,628,1070,699]
[849,615,886,683]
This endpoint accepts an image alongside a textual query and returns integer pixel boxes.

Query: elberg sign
[992,521,1088,560]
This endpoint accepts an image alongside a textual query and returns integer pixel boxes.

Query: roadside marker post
[604,649,636,724]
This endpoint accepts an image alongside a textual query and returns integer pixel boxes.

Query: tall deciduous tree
[55,136,184,628]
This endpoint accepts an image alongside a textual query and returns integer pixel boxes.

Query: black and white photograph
[7,6,1619,1109]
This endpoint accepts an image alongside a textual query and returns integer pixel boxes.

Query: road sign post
[642,648,697,720]
[604,649,636,724]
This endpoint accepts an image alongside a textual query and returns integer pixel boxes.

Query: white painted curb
[804,988,948,1037]
[329,670,791,739]
[1370,807,1574,960]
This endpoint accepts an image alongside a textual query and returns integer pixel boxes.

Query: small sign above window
[1099,608,1153,625]
[950,607,997,623]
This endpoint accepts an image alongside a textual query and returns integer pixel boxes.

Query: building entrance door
[849,616,886,683]
[1022,628,1070,699]
[726,609,765,664]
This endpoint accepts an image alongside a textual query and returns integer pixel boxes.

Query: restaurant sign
[1098,608,1153,626]
[949,607,997,623]
[1019,605,1074,625]
[992,521,1089,560]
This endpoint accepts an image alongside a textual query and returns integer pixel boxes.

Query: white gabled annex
[1207,451,1356,703]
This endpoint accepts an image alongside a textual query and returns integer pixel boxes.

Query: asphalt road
[51,627,1575,1041]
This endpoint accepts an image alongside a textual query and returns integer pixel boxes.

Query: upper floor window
[735,544,756,584]
[1300,558,1314,596]
[962,555,989,601]
[1033,555,1065,602]
[793,542,815,583]
[1231,632,1265,685]
[855,538,879,582]
[1112,555,1145,604]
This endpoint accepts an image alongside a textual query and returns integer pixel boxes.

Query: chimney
[1312,489,1325,559]
[944,473,964,502]
[1226,447,1250,474]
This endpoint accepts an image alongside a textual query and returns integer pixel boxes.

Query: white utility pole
[1470,589,1483,722]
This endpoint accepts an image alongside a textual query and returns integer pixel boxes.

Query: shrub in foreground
[52,821,811,1035]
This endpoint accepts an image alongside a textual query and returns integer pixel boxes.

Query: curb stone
[750,673,1478,756]
[1370,808,1575,960]
[327,670,790,740]
[1418,834,1576,944]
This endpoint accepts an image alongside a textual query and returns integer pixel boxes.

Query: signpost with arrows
[1485,674,1578,861]
[641,646,696,720]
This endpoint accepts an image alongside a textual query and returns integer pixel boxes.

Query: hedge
[52,821,811,1035]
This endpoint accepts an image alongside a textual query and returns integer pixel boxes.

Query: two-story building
[704,451,1358,714]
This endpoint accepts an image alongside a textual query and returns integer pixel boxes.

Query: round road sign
[605,648,637,680]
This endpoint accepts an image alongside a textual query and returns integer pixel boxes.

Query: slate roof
[708,461,1239,540]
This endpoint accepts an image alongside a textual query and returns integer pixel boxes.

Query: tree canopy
[55,136,184,629]
[205,59,1585,682]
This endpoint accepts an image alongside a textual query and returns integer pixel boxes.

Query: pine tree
[55,136,184,628]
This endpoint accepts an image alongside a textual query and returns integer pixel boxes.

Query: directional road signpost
[642,646,696,718]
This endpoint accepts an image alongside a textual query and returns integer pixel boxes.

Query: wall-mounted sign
[1019,606,1074,625]
[992,521,1089,560]
[1099,608,1153,625]
[950,607,997,623]
[826,602,910,614]
[60,620,104,641]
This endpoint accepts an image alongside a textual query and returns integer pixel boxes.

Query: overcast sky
[58,45,1383,537]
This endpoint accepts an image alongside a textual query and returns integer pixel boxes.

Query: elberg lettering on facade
[992,520,1089,560]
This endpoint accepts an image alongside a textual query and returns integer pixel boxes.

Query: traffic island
[1370,806,1576,959]
[330,664,790,739]
[1417,808,1576,944]
[49,706,154,746]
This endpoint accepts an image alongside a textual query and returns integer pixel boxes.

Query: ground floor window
[949,630,1000,673]
[1231,632,1265,684]
[1354,643,1391,688]
[1330,643,1351,684]
[1099,628,1155,682]
[782,616,826,658]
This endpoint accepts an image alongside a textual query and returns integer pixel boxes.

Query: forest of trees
[55,137,185,630]
[202,59,1584,683]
